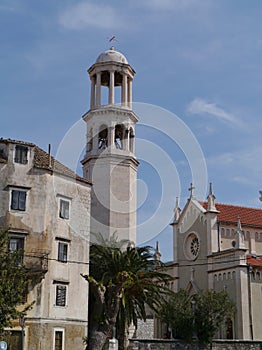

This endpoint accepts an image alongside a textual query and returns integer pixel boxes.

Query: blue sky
[1,0,262,261]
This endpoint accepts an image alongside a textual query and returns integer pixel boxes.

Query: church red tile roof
[200,202,262,228]
[246,255,262,267]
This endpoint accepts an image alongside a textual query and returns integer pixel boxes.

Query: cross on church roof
[188,183,195,198]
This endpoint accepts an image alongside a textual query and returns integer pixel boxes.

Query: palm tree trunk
[88,330,108,350]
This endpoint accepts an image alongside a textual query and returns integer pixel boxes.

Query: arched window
[98,126,108,149]
[115,124,124,149]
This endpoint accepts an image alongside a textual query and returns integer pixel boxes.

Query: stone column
[96,72,101,106]
[121,74,127,106]
[90,76,95,109]
[108,126,115,150]
[109,71,115,105]
[128,78,132,109]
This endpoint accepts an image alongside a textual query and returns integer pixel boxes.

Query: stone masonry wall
[129,339,262,350]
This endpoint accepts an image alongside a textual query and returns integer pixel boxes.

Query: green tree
[158,289,235,345]
[194,290,235,345]
[82,238,171,350]
[0,229,30,334]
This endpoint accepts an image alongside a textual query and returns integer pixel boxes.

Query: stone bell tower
[82,47,138,244]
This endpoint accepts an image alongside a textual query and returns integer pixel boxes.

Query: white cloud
[207,146,262,186]
[187,98,243,127]
[59,2,123,30]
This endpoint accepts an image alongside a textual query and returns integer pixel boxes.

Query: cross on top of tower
[188,183,195,198]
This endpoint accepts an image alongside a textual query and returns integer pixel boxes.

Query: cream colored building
[0,47,139,349]
[163,184,262,340]
[0,139,91,350]
[81,47,139,244]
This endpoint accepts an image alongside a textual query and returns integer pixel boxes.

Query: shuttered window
[56,285,66,307]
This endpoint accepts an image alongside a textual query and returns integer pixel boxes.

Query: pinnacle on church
[154,241,162,261]
[173,196,181,223]
[207,182,218,212]
[236,216,246,249]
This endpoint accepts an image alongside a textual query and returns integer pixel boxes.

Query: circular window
[184,233,200,260]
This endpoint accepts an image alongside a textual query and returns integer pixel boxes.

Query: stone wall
[129,339,262,350]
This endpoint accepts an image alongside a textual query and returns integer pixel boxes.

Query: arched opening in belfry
[114,72,123,105]
[98,125,108,149]
[100,71,110,106]
[114,124,124,149]
[129,127,134,152]
[97,70,124,106]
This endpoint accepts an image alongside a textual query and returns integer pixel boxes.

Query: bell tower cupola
[88,47,135,110]
[82,47,139,244]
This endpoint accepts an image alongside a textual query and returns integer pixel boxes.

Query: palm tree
[82,238,171,350]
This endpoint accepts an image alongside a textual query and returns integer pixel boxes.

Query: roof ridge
[1,138,91,185]
[200,200,262,211]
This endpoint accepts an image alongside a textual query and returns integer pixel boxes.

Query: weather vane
[108,35,117,43]
[259,190,262,201]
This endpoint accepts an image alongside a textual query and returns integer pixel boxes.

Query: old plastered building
[81,47,139,244]
[0,139,91,350]
[162,184,262,340]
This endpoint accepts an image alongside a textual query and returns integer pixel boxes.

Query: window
[55,331,63,350]
[59,199,69,219]
[14,145,28,164]
[53,329,64,350]
[9,235,25,265]
[9,236,24,252]
[58,242,68,263]
[11,190,26,211]
[56,285,67,306]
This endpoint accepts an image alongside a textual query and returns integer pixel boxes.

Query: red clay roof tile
[200,202,262,228]
[246,255,262,267]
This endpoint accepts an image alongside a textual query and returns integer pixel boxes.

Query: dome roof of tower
[96,47,128,64]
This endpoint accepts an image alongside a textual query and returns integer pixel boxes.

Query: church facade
[162,184,262,340]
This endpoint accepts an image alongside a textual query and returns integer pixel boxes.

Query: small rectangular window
[56,285,66,307]
[54,330,64,350]
[11,190,26,211]
[14,145,28,164]
[59,200,69,219]
[58,242,68,263]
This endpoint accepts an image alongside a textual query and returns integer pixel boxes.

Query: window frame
[10,189,27,211]
[14,145,28,164]
[59,199,70,220]
[55,284,67,307]
[8,232,26,266]
[57,242,68,263]
[53,328,65,350]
